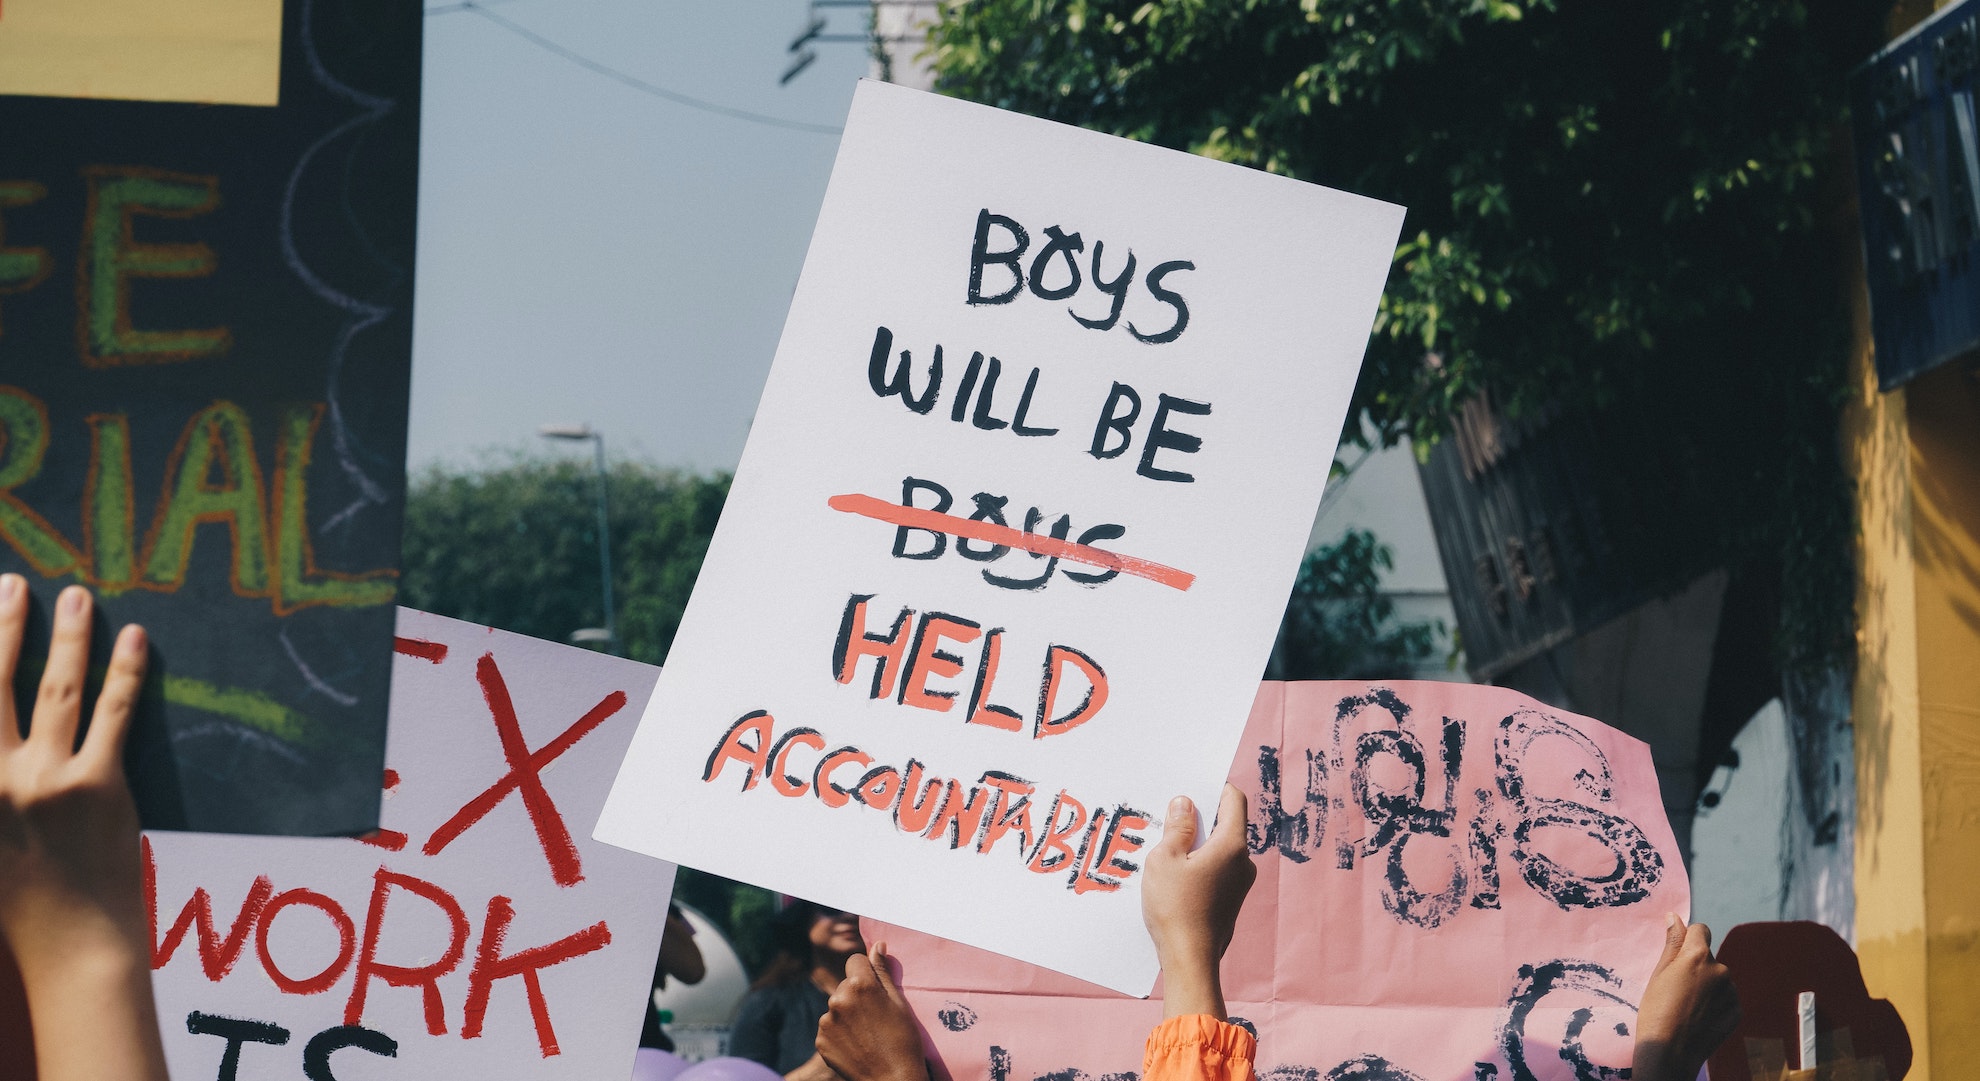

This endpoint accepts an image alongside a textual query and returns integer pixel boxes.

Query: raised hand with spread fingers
[0,579,167,1081]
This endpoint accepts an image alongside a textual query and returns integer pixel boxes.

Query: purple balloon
[632,1048,691,1081]
[676,1058,784,1081]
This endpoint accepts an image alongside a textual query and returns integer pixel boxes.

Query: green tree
[399,459,797,973]
[930,0,1880,671]
[398,457,729,665]
[1268,528,1444,680]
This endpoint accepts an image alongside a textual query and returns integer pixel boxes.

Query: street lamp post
[539,424,617,655]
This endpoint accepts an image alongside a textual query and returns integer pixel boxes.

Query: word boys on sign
[594,81,1404,994]
[146,610,675,1081]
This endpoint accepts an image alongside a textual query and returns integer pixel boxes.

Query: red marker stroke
[827,492,1196,592]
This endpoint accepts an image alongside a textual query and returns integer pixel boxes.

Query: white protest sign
[146,609,675,1081]
[594,79,1404,995]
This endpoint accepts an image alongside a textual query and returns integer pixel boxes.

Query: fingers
[80,623,147,770]
[0,574,24,750]
[29,586,92,753]
[1157,795,1198,855]
[841,950,876,989]
[1688,921,1714,953]
[1204,784,1249,854]
[1654,912,1687,969]
[868,941,902,998]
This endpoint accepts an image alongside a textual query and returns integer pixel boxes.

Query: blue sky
[410,0,873,475]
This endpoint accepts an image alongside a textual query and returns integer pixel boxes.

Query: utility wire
[426,0,845,136]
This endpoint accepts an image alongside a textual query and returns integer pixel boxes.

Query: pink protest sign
[867,680,1687,1081]
[144,610,676,1081]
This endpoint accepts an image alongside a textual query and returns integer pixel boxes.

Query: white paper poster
[595,79,1404,995]
[146,609,675,1080]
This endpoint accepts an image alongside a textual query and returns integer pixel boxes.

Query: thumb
[868,941,904,999]
[1158,795,1198,855]
[842,950,876,989]
[1653,912,1686,972]
[1204,784,1249,853]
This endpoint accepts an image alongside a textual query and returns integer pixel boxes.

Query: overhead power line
[426,0,845,136]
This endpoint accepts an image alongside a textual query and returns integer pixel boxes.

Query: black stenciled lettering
[1029,226,1085,301]
[958,494,1012,561]
[1323,1056,1427,1081]
[1498,959,1634,1081]
[1128,259,1194,344]
[1469,786,1504,910]
[989,1046,1013,1081]
[1495,708,1664,910]
[968,211,1028,305]
[866,326,941,414]
[1137,393,1211,483]
[972,356,1011,431]
[1010,368,1060,437]
[952,352,985,423]
[302,1026,398,1081]
[893,477,953,559]
[1089,382,1141,460]
[1060,522,1126,585]
[1072,240,1136,331]
[186,1011,291,1081]
[983,508,1070,590]
[1345,706,1469,928]
[1248,743,1327,863]
[936,1001,978,1032]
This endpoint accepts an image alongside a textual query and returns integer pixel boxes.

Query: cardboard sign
[594,80,1404,996]
[866,681,1689,1081]
[145,610,676,1080]
[0,0,281,105]
[0,0,418,834]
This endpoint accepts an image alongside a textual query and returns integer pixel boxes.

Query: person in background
[0,580,167,1081]
[729,900,865,1081]
[640,903,708,1050]
[816,784,1742,1081]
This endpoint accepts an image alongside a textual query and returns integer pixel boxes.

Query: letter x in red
[422,653,628,887]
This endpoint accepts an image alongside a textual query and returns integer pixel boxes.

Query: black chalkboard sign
[0,0,419,834]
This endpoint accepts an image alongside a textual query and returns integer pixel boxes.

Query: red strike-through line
[826,493,1196,591]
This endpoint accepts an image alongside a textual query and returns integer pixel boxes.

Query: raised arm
[0,580,167,1081]
[1631,915,1741,1081]
[1138,784,1258,1081]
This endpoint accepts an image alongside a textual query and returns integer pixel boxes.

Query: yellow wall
[1847,5,1980,1070]
[1905,361,1980,1067]
[1846,290,1930,1078]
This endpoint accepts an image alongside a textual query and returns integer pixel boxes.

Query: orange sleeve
[1142,1014,1257,1081]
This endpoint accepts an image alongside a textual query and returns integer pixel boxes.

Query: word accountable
[701,709,1150,896]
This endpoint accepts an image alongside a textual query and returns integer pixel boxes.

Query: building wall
[1846,4,1980,1065]
[1306,438,1464,679]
